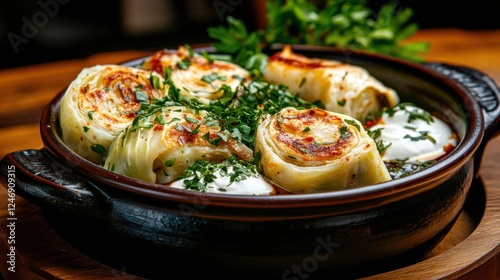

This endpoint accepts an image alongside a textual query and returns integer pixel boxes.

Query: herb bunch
[208,0,429,74]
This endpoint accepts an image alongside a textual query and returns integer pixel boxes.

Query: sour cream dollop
[170,167,275,195]
[369,104,458,162]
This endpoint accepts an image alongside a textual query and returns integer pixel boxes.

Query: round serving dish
[1,46,499,279]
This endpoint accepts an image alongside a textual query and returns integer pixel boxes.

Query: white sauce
[170,168,275,195]
[369,105,457,162]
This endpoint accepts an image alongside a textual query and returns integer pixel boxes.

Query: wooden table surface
[1,28,499,279]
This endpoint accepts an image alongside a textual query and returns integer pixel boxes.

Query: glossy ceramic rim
[40,47,484,208]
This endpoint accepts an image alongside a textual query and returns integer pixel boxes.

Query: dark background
[1,0,499,69]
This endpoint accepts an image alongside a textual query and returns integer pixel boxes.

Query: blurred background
[1,0,499,69]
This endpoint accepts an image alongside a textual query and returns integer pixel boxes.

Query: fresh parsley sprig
[207,0,429,75]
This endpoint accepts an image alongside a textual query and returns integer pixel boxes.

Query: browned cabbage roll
[254,107,392,193]
[264,45,399,121]
[138,46,250,104]
[104,106,253,184]
[60,65,166,164]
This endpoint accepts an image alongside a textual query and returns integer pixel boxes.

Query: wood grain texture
[0,50,152,128]
[0,29,499,279]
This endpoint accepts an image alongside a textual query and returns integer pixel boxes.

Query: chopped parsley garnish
[83,126,89,133]
[135,90,149,104]
[90,143,106,155]
[190,124,201,135]
[339,123,351,139]
[154,115,167,125]
[385,102,434,124]
[344,119,360,131]
[201,50,215,63]
[185,116,200,124]
[404,131,437,144]
[367,127,391,154]
[201,73,227,84]
[184,44,195,57]
[177,58,191,70]
[87,110,94,120]
[299,77,306,88]
[299,147,312,155]
[129,115,154,132]
[179,157,258,192]
[202,132,222,146]
[164,158,176,167]
[149,73,162,89]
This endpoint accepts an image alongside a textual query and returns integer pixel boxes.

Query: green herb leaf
[135,90,149,104]
[344,119,360,131]
[164,158,176,167]
[340,123,351,139]
[179,157,259,191]
[177,58,191,70]
[149,73,162,89]
[208,0,428,67]
[90,144,106,155]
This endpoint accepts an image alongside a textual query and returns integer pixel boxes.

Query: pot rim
[40,46,484,209]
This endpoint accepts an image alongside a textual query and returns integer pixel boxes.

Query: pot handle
[424,63,500,140]
[0,149,110,218]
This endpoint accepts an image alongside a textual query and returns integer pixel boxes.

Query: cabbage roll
[105,106,253,184]
[264,45,399,122]
[139,46,250,104]
[254,107,391,193]
[60,65,166,164]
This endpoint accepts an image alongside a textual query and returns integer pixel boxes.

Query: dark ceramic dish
[2,46,500,279]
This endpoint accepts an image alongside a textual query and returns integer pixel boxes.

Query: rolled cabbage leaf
[254,107,391,193]
[264,45,399,122]
[139,46,250,104]
[59,64,166,164]
[105,106,253,184]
